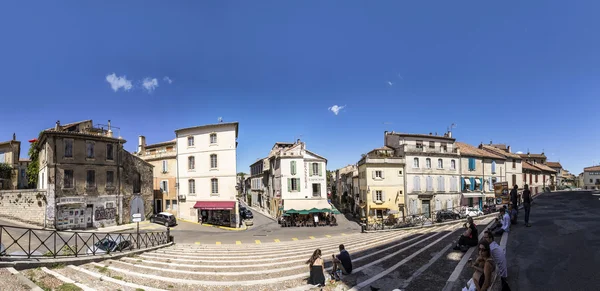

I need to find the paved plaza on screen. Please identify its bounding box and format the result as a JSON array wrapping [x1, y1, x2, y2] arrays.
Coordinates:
[[2, 190, 599, 290]]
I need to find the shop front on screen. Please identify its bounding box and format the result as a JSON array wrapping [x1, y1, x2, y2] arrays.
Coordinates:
[[193, 201, 237, 228]]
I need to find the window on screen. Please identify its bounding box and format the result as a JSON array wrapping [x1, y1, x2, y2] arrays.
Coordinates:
[[188, 179, 195, 194], [161, 181, 168, 193], [211, 178, 219, 194], [426, 158, 431, 169], [468, 158, 476, 171], [20, 169, 25, 178], [172, 200, 178, 211], [87, 170, 95, 188], [535, 174, 538, 183], [451, 160, 456, 170], [210, 154, 218, 169], [426, 176, 433, 191], [106, 171, 114, 187], [512, 159, 516, 169], [375, 190, 383, 201], [106, 144, 114, 160], [86, 142, 94, 158], [210, 133, 217, 144], [290, 161, 297, 175], [437, 176, 445, 192], [288, 178, 300, 192], [166, 200, 171, 210], [375, 170, 383, 178], [188, 156, 195, 170], [416, 140, 423, 149], [64, 140, 73, 158], [312, 163, 319, 176], [523, 173, 527, 182], [312, 183, 321, 197], [162, 160, 168, 173], [441, 142, 448, 152], [63, 170, 74, 188], [438, 159, 443, 169], [187, 136, 194, 147], [398, 170, 403, 176], [429, 141, 435, 149], [491, 160, 496, 174], [413, 158, 419, 168], [413, 176, 421, 192], [512, 174, 516, 187]]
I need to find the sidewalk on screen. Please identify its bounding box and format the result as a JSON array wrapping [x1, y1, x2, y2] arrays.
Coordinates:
[[239, 200, 277, 222]]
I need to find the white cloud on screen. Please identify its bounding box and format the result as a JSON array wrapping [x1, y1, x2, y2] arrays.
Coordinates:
[[142, 78, 159, 93], [105, 73, 133, 92], [328, 105, 345, 115], [516, 151, 524, 154], [387, 81, 393, 86], [163, 76, 173, 84]]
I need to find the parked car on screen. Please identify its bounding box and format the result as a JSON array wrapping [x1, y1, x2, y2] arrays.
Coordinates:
[[86, 236, 133, 255], [150, 212, 177, 227], [239, 207, 247, 219], [435, 210, 461, 222], [462, 207, 484, 217], [244, 210, 253, 219]]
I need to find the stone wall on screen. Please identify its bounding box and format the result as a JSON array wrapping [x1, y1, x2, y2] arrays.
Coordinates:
[[121, 150, 154, 223], [0, 189, 47, 226]]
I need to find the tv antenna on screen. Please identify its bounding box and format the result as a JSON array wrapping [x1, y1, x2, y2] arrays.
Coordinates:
[[218, 117, 223, 123]]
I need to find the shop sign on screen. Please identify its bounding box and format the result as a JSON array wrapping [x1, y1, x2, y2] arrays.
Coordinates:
[[304, 162, 308, 189], [57, 197, 85, 205]]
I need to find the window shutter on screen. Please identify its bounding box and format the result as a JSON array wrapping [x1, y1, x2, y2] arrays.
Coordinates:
[[489, 177, 493, 191], [382, 191, 386, 201], [381, 171, 385, 179], [436, 199, 441, 211], [372, 171, 376, 179], [318, 163, 323, 176], [372, 191, 376, 202], [447, 199, 453, 211], [413, 176, 419, 191], [492, 161, 496, 173], [479, 178, 483, 190], [470, 177, 475, 191], [287, 178, 291, 192], [309, 164, 313, 177], [461, 178, 465, 192]]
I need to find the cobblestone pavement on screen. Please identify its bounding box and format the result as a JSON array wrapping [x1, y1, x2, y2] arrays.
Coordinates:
[[4, 214, 498, 291]]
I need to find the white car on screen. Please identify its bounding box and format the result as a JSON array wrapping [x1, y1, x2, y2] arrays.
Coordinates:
[[86, 237, 133, 255], [463, 207, 484, 217]]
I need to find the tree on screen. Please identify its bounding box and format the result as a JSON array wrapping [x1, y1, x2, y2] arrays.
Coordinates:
[[0, 163, 12, 180], [26, 139, 40, 188]]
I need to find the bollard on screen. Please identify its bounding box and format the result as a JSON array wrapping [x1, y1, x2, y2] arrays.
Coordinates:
[[166, 227, 171, 243]]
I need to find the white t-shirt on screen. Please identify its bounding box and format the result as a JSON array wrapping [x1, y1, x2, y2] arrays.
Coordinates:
[[501, 213, 511, 232], [490, 241, 507, 277]]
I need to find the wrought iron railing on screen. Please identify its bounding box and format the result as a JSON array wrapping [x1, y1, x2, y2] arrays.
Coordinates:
[[0, 225, 170, 259]]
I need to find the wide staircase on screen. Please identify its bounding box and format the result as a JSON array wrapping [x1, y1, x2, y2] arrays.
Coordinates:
[[4, 217, 495, 291]]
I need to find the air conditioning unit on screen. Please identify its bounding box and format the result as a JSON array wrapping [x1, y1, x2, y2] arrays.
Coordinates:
[[178, 195, 186, 201]]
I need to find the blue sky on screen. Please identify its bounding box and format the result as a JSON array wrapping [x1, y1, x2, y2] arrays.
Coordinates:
[[1, 1, 599, 174]]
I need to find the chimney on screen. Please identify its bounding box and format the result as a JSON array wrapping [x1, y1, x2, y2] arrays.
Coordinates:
[[507, 145, 511, 153], [296, 139, 300, 144], [12, 133, 16, 141], [447, 131, 452, 138], [106, 120, 113, 137], [429, 132, 432, 135], [384, 131, 388, 135], [138, 136, 146, 153], [490, 140, 493, 145], [55, 120, 60, 131]]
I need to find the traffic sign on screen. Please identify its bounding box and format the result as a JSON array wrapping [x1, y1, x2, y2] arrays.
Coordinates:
[[132, 217, 142, 222], [132, 213, 142, 218]]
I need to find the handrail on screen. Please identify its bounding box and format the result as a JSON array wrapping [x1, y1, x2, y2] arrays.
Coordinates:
[[0, 225, 170, 259]]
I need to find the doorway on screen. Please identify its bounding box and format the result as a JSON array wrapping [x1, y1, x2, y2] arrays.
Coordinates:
[[85, 204, 93, 228], [155, 200, 163, 213], [422, 200, 431, 218]]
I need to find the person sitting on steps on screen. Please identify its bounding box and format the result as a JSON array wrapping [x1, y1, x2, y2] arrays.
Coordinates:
[[331, 244, 353, 280], [453, 216, 478, 252]]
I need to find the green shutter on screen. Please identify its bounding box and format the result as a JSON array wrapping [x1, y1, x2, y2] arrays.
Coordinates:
[[291, 161, 296, 175], [287, 178, 291, 192], [309, 163, 313, 177], [296, 178, 301, 190], [318, 163, 323, 176]]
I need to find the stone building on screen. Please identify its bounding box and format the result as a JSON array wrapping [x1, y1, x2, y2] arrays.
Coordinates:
[[36, 120, 153, 230], [0, 134, 21, 190], [136, 137, 178, 216]]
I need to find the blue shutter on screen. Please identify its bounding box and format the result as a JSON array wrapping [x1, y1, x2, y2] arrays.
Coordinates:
[[479, 178, 483, 190], [461, 178, 465, 192], [492, 160, 496, 173], [0, 152, 4, 163], [468, 158, 473, 171], [488, 177, 493, 191], [470, 177, 475, 191]]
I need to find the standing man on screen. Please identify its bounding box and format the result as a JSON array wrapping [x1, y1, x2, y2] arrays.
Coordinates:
[[510, 185, 519, 224], [522, 184, 532, 227], [483, 231, 510, 291]]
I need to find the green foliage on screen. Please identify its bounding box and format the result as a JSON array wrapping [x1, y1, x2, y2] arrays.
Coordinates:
[[0, 163, 12, 180], [56, 283, 82, 291], [26, 139, 40, 188]]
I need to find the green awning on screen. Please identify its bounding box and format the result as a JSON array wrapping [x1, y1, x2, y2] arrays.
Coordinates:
[[331, 207, 341, 214], [285, 209, 299, 214], [282, 213, 290, 217], [298, 210, 310, 215], [308, 208, 321, 213], [320, 208, 332, 213]]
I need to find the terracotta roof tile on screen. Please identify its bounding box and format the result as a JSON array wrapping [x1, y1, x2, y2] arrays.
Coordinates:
[[522, 162, 541, 172], [584, 166, 600, 172], [546, 162, 562, 169], [480, 145, 522, 159], [533, 163, 557, 173], [518, 153, 546, 159], [456, 142, 506, 159]]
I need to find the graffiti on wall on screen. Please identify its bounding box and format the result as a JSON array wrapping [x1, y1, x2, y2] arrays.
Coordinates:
[[95, 205, 116, 221]]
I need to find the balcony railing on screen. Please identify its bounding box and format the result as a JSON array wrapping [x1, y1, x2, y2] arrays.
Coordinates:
[[143, 150, 176, 159], [403, 145, 459, 154]]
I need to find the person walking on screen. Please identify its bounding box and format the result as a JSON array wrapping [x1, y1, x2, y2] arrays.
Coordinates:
[[509, 185, 519, 224], [522, 184, 532, 227]]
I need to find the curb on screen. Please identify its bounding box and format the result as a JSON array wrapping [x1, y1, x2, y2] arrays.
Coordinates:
[[177, 218, 247, 231], [0, 242, 174, 270]]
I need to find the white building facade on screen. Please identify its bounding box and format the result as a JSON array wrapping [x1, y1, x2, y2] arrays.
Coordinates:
[[175, 122, 240, 227], [384, 131, 462, 218]]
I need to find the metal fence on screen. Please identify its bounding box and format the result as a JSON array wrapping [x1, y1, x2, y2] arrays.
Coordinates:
[[0, 225, 170, 259]]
